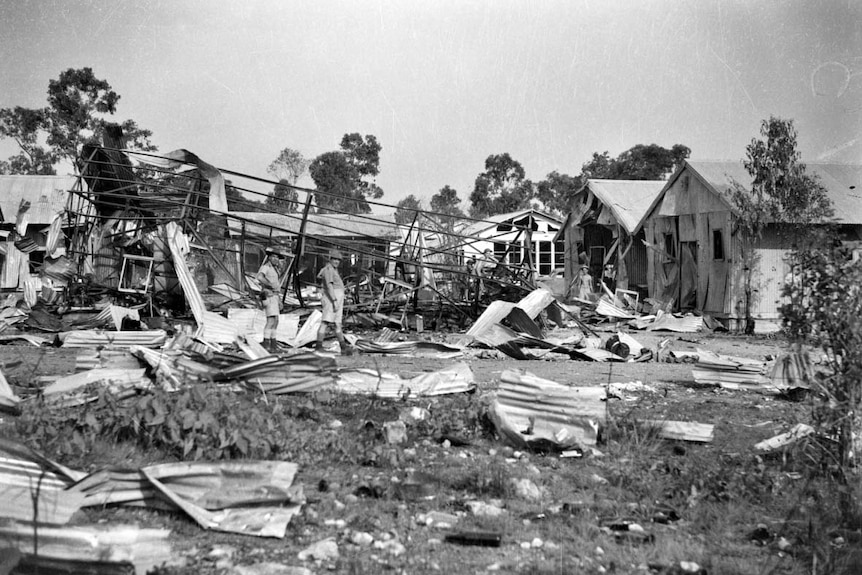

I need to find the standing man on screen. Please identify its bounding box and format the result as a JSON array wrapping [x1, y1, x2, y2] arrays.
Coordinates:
[[474, 248, 499, 296], [256, 246, 288, 352], [315, 250, 354, 356]]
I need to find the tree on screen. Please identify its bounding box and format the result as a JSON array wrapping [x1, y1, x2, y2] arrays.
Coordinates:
[[469, 153, 534, 218], [268, 179, 300, 212], [612, 143, 690, 180], [580, 144, 689, 181], [268, 148, 309, 185], [430, 185, 465, 229], [580, 151, 613, 179], [781, 245, 861, 521], [395, 194, 422, 225], [0, 67, 155, 174], [535, 171, 583, 216], [340, 133, 381, 178], [309, 133, 384, 214], [340, 133, 383, 203], [309, 151, 369, 214], [0, 106, 55, 174], [225, 180, 268, 212], [730, 116, 834, 333]]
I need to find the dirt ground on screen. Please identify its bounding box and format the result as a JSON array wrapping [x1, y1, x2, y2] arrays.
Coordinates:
[[1, 326, 828, 575]]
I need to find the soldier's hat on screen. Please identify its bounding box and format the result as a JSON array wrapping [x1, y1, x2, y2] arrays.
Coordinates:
[[265, 246, 290, 258]]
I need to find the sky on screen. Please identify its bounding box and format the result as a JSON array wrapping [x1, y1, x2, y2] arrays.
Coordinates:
[[1, 0, 860, 213]]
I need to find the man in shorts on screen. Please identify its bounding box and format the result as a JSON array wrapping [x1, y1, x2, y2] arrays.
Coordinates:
[[256, 246, 288, 352], [315, 250, 354, 356]]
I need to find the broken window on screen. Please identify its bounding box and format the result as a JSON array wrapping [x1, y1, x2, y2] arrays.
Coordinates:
[[493, 242, 507, 263], [663, 233, 676, 260], [712, 229, 725, 261]]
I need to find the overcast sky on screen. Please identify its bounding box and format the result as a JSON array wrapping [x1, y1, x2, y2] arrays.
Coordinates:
[[1, 0, 859, 211]]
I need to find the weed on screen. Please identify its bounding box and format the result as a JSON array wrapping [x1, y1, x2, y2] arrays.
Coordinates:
[[16, 384, 308, 464], [446, 459, 513, 499]]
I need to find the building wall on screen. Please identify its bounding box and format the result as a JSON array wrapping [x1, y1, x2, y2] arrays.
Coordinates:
[[466, 215, 564, 277], [647, 168, 737, 315]]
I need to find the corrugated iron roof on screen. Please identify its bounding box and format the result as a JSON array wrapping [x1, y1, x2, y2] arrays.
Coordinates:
[[583, 179, 666, 234], [0, 175, 77, 224], [680, 160, 862, 224], [227, 211, 401, 239]]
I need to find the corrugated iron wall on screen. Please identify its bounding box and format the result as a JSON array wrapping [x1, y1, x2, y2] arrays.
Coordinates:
[[750, 229, 788, 320], [623, 231, 648, 292]]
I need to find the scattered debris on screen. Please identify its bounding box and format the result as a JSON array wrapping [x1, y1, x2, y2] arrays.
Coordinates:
[[0, 522, 181, 575], [353, 338, 463, 358], [645, 420, 715, 443], [337, 361, 476, 397], [444, 531, 503, 547], [754, 423, 815, 453], [692, 349, 776, 391], [490, 370, 606, 450], [297, 538, 339, 562]]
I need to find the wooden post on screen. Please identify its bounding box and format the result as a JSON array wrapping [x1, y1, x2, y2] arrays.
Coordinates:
[[284, 191, 314, 307]]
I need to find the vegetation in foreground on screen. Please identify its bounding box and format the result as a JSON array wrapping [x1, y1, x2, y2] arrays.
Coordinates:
[[7, 351, 860, 575]]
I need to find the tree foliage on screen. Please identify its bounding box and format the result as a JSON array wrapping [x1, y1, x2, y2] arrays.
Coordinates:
[[730, 117, 833, 244], [309, 133, 383, 214], [580, 143, 690, 180], [430, 185, 463, 217], [535, 171, 583, 216], [268, 179, 300, 212], [395, 194, 422, 225], [267, 148, 309, 185], [0, 106, 56, 174], [225, 180, 267, 212], [469, 153, 534, 218], [781, 246, 862, 517], [0, 68, 156, 174], [430, 185, 465, 230], [0, 67, 155, 175], [730, 116, 834, 332]]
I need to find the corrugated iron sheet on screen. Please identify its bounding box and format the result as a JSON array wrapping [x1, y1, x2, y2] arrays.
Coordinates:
[[337, 361, 475, 397], [60, 330, 168, 348], [490, 370, 606, 449], [645, 313, 703, 332], [0, 522, 179, 573], [353, 339, 463, 358], [0, 175, 77, 224], [692, 349, 776, 390]]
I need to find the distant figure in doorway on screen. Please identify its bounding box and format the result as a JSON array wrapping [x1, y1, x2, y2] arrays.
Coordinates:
[[601, 263, 617, 295], [256, 246, 289, 352], [315, 250, 354, 356], [575, 264, 595, 300]]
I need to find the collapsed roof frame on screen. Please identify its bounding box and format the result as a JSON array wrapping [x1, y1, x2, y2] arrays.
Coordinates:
[[67, 145, 565, 321]]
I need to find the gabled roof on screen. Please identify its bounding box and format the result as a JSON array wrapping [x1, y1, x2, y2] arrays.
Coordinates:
[[580, 179, 666, 234], [461, 208, 562, 236], [0, 175, 77, 225], [656, 160, 862, 224], [227, 211, 400, 240]]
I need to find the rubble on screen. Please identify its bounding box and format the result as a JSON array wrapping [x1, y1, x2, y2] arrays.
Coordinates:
[[489, 370, 606, 450]]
